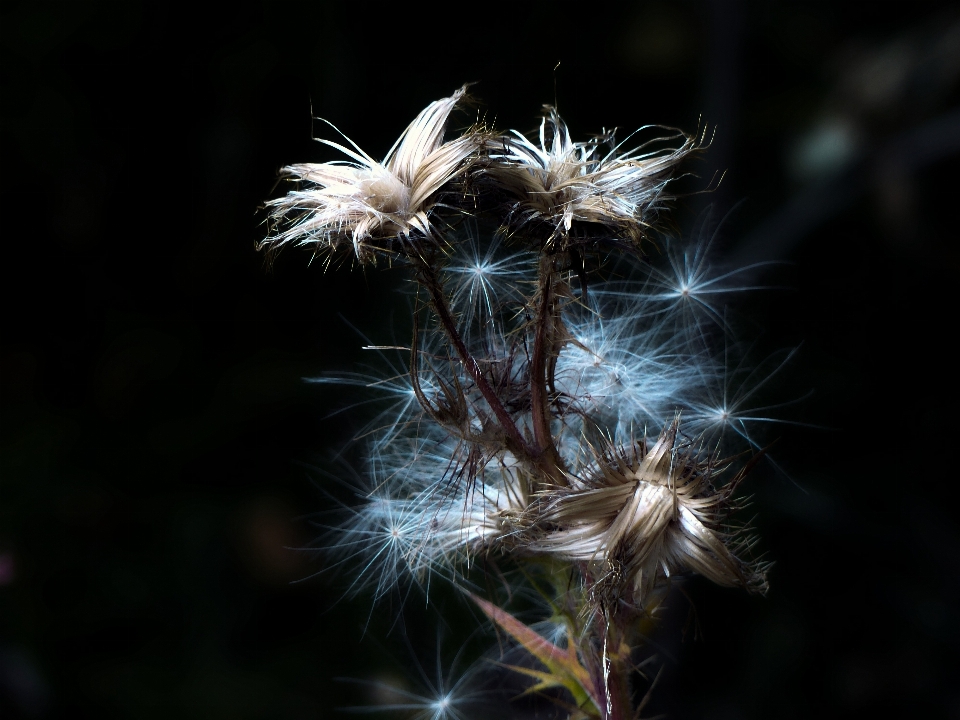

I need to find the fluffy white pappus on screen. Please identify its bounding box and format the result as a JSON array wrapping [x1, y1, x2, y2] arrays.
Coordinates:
[[439, 454, 530, 557], [485, 108, 698, 246], [677, 346, 800, 454], [314, 429, 463, 602], [554, 286, 716, 443], [419, 481, 522, 573], [628, 236, 776, 337], [262, 86, 481, 263], [307, 346, 445, 451], [562, 238, 787, 456], [346, 679, 478, 720], [442, 227, 535, 346], [308, 303, 501, 452], [331, 429, 531, 599], [380, 435, 529, 550], [329, 485, 442, 602], [342, 634, 498, 720]]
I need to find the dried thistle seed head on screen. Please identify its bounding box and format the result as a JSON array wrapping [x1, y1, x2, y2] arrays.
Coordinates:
[[530, 418, 768, 610], [260, 86, 482, 264], [483, 107, 699, 250]]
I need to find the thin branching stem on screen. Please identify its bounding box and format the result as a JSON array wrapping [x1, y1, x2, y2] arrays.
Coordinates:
[[530, 252, 570, 488], [410, 251, 534, 459]]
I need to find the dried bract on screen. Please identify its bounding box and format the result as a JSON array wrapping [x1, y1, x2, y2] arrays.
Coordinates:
[[484, 107, 699, 250], [261, 86, 482, 264], [529, 419, 769, 613]]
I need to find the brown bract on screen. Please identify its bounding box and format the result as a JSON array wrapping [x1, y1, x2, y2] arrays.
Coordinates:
[[528, 418, 769, 611], [261, 86, 483, 264]]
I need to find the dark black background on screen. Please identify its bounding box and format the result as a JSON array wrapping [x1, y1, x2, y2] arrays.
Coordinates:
[[2, 1, 959, 718]]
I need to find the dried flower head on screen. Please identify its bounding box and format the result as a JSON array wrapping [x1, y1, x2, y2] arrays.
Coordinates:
[[529, 418, 769, 613], [261, 86, 482, 264], [484, 107, 700, 250]]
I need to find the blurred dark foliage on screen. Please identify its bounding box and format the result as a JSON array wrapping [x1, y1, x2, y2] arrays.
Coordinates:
[[2, 1, 959, 718]]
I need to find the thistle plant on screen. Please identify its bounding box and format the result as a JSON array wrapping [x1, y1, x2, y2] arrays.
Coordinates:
[[261, 86, 771, 719]]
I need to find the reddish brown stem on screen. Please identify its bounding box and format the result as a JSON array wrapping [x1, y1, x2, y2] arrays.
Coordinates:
[[604, 658, 633, 720], [582, 607, 633, 720], [413, 258, 532, 457], [529, 254, 568, 486]]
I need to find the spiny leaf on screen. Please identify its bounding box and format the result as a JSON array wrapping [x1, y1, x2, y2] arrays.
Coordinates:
[[493, 662, 600, 719], [470, 593, 601, 712], [493, 663, 599, 719]]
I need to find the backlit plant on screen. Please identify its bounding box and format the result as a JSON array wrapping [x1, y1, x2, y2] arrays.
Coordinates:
[[261, 86, 771, 719]]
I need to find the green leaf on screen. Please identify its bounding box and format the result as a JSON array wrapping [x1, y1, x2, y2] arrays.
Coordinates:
[[470, 593, 601, 715]]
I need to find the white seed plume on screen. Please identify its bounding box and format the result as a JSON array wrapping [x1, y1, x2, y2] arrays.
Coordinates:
[[555, 286, 711, 441]]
